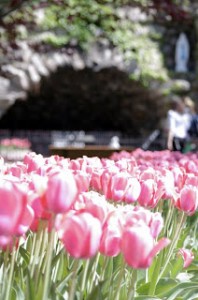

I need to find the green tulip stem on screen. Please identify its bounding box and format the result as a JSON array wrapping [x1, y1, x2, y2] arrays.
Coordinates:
[[31, 227, 45, 277], [81, 259, 90, 293], [68, 258, 79, 300], [4, 244, 17, 300], [35, 228, 49, 287], [88, 253, 100, 293], [159, 211, 186, 280], [114, 257, 126, 300], [148, 249, 163, 295], [128, 269, 137, 300], [42, 222, 56, 300], [163, 200, 175, 238], [148, 211, 186, 296], [1, 245, 10, 297], [101, 255, 110, 281], [29, 231, 37, 265]]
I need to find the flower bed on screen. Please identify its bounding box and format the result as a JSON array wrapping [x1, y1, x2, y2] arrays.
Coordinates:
[[0, 149, 198, 300], [0, 138, 31, 162]]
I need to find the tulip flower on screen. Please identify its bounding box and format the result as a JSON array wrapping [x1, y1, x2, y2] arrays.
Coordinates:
[[23, 152, 45, 173], [175, 185, 198, 215], [16, 204, 34, 235], [73, 170, 91, 193], [0, 181, 27, 237], [90, 169, 103, 191], [110, 172, 129, 201], [124, 177, 141, 203], [99, 207, 123, 257], [149, 212, 164, 238], [178, 248, 194, 268], [99, 224, 122, 257], [138, 179, 163, 208], [58, 211, 102, 259], [44, 170, 78, 214], [101, 167, 121, 199], [122, 224, 170, 269], [79, 191, 109, 224]]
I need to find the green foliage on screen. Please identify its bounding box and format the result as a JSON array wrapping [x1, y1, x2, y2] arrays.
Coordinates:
[[2, 0, 189, 85], [38, 0, 168, 85]]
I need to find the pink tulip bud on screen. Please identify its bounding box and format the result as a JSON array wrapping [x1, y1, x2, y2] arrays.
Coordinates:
[[44, 170, 78, 214], [79, 191, 109, 225], [122, 224, 170, 269], [16, 204, 34, 235], [99, 225, 122, 257], [73, 171, 91, 193], [100, 167, 119, 199], [90, 169, 103, 191], [138, 179, 161, 208], [150, 212, 164, 238], [176, 185, 198, 215], [110, 172, 129, 202], [0, 181, 27, 237], [23, 152, 45, 173], [178, 248, 194, 268], [59, 212, 102, 259], [124, 178, 141, 203]]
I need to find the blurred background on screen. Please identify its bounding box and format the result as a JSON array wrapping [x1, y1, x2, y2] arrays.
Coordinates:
[[0, 0, 198, 156]]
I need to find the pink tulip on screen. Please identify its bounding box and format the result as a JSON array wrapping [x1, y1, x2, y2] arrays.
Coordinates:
[[139, 167, 156, 180], [123, 207, 151, 228], [6, 162, 27, 178], [149, 212, 164, 238], [138, 179, 163, 208], [69, 159, 82, 171], [99, 225, 122, 257], [58, 211, 102, 258], [23, 152, 45, 173], [30, 194, 51, 220], [79, 191, 109, 224], [44, 170, 77, 214], [90, 169, 103, 191], [16, 204, 34, 235], [176, 185, 198, 215], [169, 166, 186, 191], [122, 224, 170, 269], [0, 181, 27, 237], [157, 169, 177, 200], [124, 178, 141, 203], [110, 172, 129, 201], [73, 170, 91, 193], [0, 235, 13, 250], [100, 167, 118, 199], [185, 173, 198, 187], [179, 158, 197, 173], [178, 248, 194, 268], [0, 235, 21, 251]]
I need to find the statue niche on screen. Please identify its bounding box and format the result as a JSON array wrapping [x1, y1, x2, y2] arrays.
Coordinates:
[[175, 32, 190, 73]]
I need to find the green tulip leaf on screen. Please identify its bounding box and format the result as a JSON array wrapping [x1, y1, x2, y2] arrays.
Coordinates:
[[155, 278, 179, 295], [86, 282, 104, 300], [135, 297, 161, 300], [26, 270, 35, 300], [170, 255, 184, 279], [136, 282, 150, 295], [19, 247, 30, 266], [156, 281, 198, 300]]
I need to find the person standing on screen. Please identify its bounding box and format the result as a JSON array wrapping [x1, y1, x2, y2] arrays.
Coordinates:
[[167, 96, 191, 152]]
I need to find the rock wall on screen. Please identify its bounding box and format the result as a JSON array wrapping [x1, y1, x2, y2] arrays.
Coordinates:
[[0, 5, 197, 138]]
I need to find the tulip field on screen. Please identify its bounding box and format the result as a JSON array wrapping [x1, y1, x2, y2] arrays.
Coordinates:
[[0, 149, 198, 300]]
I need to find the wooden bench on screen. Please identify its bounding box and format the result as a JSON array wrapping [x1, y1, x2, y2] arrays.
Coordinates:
[[49, 145, 134, 159]]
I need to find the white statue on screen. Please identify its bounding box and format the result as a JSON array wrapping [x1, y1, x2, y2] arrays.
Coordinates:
[[109, 136, 120, 149], [175, 33, 190, 73]]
